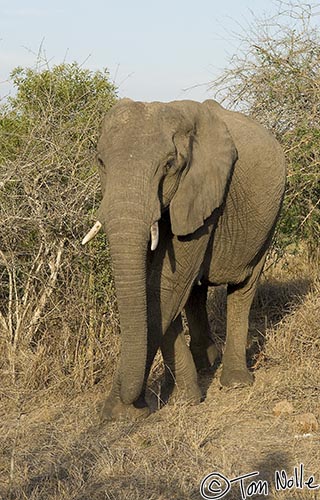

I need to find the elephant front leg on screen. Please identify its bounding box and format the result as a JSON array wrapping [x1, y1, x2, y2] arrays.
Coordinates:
[[185, 284, 218, 372], [160, 315, 202, 405]]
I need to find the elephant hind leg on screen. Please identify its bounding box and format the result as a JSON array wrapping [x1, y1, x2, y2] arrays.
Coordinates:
[[185, 284, 219, 372], [221, 252, 267, 388], [160, 315, 202, 405]]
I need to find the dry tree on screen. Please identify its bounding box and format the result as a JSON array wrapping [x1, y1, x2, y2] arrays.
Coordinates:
[[211, 1, 320, 257], [0, 62, 118, 389]]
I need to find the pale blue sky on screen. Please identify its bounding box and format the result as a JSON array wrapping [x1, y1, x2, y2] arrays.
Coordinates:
[[1, 0, 278, 102]]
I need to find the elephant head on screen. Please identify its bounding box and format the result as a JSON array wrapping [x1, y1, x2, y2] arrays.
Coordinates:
[[82, 99, 237, 405]]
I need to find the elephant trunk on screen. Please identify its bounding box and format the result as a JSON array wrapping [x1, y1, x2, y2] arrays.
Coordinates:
[[107, 217, 149, 405]]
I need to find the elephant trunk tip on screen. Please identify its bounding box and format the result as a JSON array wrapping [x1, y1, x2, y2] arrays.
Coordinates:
[[120, 382, 144, 406]]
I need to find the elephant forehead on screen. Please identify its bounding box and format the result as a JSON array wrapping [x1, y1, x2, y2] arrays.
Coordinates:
[[101, 116, 159, 145], [98, 102, 185, 161], [102, 100, 185, 136], [102, 123, 164, 147], [98, 133, 172, 169], [104, 101, 155, 128], [99, 125, 173, 163]]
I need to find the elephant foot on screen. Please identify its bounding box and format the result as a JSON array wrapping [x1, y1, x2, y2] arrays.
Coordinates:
[[191, 341, 219, 372], [161, 379, 202, 406], [100, 395, 150, 423], [220, 367, 254, 388]]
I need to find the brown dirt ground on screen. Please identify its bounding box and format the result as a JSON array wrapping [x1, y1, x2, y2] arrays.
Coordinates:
[[0, 253, 319, 500]]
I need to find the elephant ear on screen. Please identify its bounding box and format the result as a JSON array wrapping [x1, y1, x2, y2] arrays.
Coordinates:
[[170, 100, 238, 236]]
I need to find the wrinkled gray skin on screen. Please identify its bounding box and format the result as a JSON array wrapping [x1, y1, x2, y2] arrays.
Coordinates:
[[93, 98, 286, 421]]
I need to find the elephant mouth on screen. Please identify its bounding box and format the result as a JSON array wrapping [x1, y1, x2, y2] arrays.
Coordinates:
[[82, 220, 159, 252]]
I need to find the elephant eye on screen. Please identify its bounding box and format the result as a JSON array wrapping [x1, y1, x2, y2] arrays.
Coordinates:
[[164, 159, 175, 173], [97, 155, 105, 169]]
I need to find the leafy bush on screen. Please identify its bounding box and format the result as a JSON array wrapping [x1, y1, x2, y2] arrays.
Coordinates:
[[211, 2, 320, 256], [0, 62, 118, 389]]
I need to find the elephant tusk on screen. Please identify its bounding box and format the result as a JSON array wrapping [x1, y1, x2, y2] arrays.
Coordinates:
[[150, 221, 159, 251], [81, 221, 102, 245]]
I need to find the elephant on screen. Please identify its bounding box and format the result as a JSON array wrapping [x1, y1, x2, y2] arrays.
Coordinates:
[[82, 98, 286, 421]]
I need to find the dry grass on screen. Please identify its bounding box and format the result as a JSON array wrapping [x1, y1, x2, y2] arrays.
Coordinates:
[[0, 253, 319, 500]]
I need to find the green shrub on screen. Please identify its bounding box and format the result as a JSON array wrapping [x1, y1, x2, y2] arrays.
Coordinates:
[[0, 62, 118, 389]]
